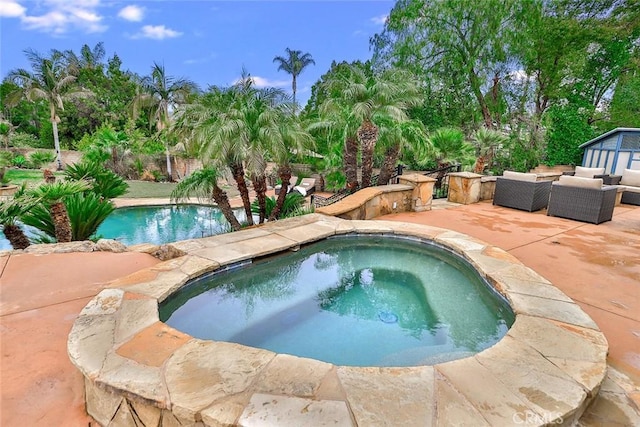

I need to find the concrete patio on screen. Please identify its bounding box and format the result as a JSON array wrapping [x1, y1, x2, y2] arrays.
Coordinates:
[[0, 198, 638, 425]]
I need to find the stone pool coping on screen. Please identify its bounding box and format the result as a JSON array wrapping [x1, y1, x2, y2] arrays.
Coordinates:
[[68, 214, 608, 426]]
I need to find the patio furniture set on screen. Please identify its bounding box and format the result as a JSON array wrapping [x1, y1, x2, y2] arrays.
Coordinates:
[[493, 167, 640, 224]]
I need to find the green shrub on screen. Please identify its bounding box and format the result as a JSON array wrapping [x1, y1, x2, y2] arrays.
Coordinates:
[[9, 132, 45, 148], [64, 161, 128, 199], [12, 155, 27, 168], [251, 192, 306, 219], [29, 151, 56, 169]]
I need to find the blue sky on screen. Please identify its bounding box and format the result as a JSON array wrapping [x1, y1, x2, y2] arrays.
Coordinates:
[[0, 0, 394, 106]]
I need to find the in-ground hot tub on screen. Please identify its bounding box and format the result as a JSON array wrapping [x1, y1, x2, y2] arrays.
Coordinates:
[[160, 235, 514, 367], [68, 214, 607, 426]]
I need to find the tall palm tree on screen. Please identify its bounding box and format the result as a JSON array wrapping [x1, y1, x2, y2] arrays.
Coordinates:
[[64, 42, 106, 73], [471, 127, 509, 174], [29, 181, 91, 243], [322, 64, 422, 188], [376, 119, 431, 185], [171, 166, 242, 231], [273, 48, 315, 114], [8, 49, 89, 170], [134, 62, 199, 181]]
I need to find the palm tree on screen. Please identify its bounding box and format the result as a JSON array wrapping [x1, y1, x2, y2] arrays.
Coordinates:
[[171, 166, 242, 231], [471, 127, 509, 174], [8, 49, 89, 170], [29, 181, 91, 243], [322, 64, 422, 188], [0, 193, 39, 249], [428, 127, 476, 169], [64, 42, 106, 73], [273, 48, 315, 114], [376, 119, 431, 185], [134, 62, 199, 181]]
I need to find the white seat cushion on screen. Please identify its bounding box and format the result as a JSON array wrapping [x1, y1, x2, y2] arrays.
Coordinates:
[[557, 175, 603, 189], [574, 166, 605, 178], [620, 169, 640, 187], [502, 171, 538, 182]]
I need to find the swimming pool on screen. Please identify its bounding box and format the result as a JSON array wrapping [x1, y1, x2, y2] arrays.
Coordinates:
[[96, 204, 246, 246], [161, 235, 514, 367]]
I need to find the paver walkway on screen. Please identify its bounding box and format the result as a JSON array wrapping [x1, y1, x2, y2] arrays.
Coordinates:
[[0, 197, 638, 425]]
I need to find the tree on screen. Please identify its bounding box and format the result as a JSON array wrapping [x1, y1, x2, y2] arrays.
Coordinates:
[[376, 118, 430, 185], [321, 63, 422, 188], [8, 49, 89, 169], [171, 166, 242, 231], [134, 62, 199, 181], [0, 194, 39, 249], [28, 180, 91, 242], [471, 127, 509, 174], [428, 127, 475, 169], [273, 48, 315, 114]]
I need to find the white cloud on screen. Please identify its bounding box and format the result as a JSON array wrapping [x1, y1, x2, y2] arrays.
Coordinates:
[[15, 0, 106, 34], [371, 14, 388, 25], [132, 24, 182, 40], [232, 76, 289, 89], [118, 5, 144, 22], [0, 0, 26, 17]]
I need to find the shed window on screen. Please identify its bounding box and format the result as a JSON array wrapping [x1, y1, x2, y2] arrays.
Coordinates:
[[601, 136, 618, 149], [620, 134, 640, 150]]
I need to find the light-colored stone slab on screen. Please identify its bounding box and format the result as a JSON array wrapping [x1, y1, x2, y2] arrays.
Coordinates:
[[546, 358, 608, 396], [578, 388, 640, 426], [508, 316, 608, 366], [335, 221, 356, 234], [435, 357, 536, 425], [68, 313, 117, 377], [113, 296, 159, 344], [200, 392, 252, 427], [97, 352, 169, 406], [337, 366, 435, 427], [109, 400, 137, 426], [488, 270, 573, 303], [435, 236, 487, 253], [121, 269, 190, 301], [193, 245, 253, 266], [433, 374, 489, 426], [130, 400, 162, 427], [233, 234, 298, 258], [475, 336, 586, 420], [178, 255, 219, 277], [387, 222, 446, 240], [80, 288, 125, 316], [254, 354, 333, 397], [164, 340, 275, 421], [85, 377, 123, 426], [199, 227, 272, 246], [167, 239, 206, 253], [349, 220, 395, 233], [238, 393, 353, 427], [96, 238, 128, 253], [508, 293, 599, 329], [274, 222, 337, 245]]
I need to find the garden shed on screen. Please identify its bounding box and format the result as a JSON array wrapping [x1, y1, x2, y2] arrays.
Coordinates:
[[579, 127, 640, 174]]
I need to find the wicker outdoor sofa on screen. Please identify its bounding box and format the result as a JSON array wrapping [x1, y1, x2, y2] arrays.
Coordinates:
[[493, 171, 553, 212], [618, 169, 640, 206], [547, 176, 617, 224]]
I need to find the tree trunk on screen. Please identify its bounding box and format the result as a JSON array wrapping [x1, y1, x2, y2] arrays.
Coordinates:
[[251, 175, 268, 224], [3, 224, 30, 249], [378, 143, 401, 185], [469, 70, 493, 129], [51, 118, 63, 171], [358, 119, 378, 188], [50, 201, 72, 242], [292, 75, 298, 115], [230, 162, 254, 226], [344, 136, 359, 192], [165, 149, 173, 182], [211, 185, 242, 231], [269, 166, 291, 221]]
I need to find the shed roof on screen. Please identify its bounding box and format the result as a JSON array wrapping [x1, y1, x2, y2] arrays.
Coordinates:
[[579, 127, 640, 148]]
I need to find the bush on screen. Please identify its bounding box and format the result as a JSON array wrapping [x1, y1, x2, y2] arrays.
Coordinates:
[[64, 161, 128, 199], [29, 151, 56, 169], [251, 192, 306, 219], [12, 155, 27, 168], [9, 132, 45, 148]]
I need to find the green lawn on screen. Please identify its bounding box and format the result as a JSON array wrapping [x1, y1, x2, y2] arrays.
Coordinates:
[[120, 180, 179, 198], [4, 168, 65, 188]]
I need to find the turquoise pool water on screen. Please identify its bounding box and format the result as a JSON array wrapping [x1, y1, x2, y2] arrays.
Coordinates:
[[96, 205, 244, 246], [0, 204, 241, 249], [161, 236, 514, 367]]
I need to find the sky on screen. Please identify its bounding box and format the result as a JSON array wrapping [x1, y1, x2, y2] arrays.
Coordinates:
[[0, 0, 394, 106]]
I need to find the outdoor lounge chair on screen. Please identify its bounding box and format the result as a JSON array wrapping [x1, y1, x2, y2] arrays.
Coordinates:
[[546, 175, 617, 224], [562, 166, 622, 185], [493, 171, 552, 212], [619, 169, 640, 206], [292, 177, 316, 197], [274, 176, 298, 195]]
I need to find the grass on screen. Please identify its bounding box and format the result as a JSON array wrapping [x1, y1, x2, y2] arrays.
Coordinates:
[[120, 180, 179, 198], [4, 168, 65, 188]]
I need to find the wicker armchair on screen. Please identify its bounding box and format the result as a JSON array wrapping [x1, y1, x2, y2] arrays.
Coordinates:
[[493, 174, 553, 212], [547, 179, 617, 224]]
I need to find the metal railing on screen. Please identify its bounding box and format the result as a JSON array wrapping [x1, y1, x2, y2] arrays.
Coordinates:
[[312, 165, 404, 208], [423, 164, 461, 199]]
